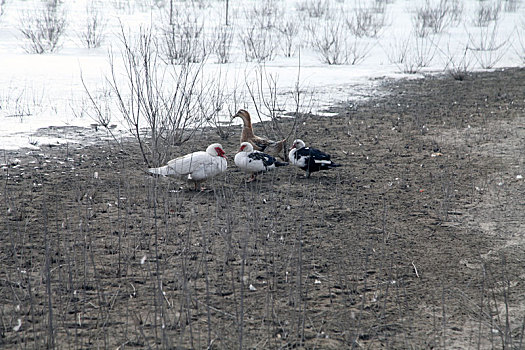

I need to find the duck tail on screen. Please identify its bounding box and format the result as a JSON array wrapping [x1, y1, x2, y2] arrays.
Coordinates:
[[147, 166, 169, 176]]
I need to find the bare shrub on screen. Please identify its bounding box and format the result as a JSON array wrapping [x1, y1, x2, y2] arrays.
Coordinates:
[[19, 1, 68, 54], [412, 0, 461, 37], [240, 24, 278, 62], [276, 18, 301, 57], [386, 33, 437, 73], [306, 18, 344, 64], [213, 24, 234, 63], [448, 0, 464, 25], [346, 5, 387, 38], [307, 16, 372, 65], [442, 45, 473, 80], [238, 0, 283, 62], [160, 11, 207, 64], [79, 2, 107, 48], [77, 84, 124, 147], [503, 0, 521, 12], [249, 0, 283, 29], [245, 64, 312, 159], [467, 22, 509, 69], [86, 26, 214, 166], [346, 38, 374, 65], [296, 0, 330, 18], [472, 1, 502, 27], [372, 0, 389, 14], [383, 36, 411, 64], [193, 69, 233, 140]]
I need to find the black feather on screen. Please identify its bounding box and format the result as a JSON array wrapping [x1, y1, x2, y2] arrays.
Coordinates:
[[248, 152, 272, 166], [294, 147, 340, 173]]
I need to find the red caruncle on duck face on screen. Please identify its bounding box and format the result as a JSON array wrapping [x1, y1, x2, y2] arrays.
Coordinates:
[[215, 147, 226, 158]]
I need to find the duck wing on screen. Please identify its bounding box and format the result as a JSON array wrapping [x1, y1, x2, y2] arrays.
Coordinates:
[[251, 137, 286, 157], [250, 136, 273, 152], [188, 156, 227, 181], [148, 151, 209, 177], [299, 147, 331, 162]]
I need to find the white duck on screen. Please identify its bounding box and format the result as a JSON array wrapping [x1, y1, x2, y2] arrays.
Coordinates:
[[234, 142, 288, 182], [289, 139, 341, 178], [148, 143, 227, 190]]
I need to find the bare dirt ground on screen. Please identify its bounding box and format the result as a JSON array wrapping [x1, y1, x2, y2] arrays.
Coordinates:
[[1, 68, 524, 349]]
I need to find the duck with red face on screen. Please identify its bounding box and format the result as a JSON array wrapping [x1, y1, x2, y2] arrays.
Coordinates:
[[148, 143, 227, 190], [234, 142, 288, 182]]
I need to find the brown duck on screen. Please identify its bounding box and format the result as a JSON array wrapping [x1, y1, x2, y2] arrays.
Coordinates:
[[231, 109, 286, 158]]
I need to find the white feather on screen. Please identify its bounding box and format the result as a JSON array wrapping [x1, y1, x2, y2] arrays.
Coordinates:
[[148, 143, 227, 183], [235, 142, 276, 174], [314, 159, 332, 164]]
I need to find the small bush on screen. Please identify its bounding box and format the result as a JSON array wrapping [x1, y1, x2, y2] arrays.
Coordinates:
[[79, 2, 107, 48], [307, 18, 345, 64], [240, 24, 278, 62], [213, 25, 234, 64], [467, 22, 508, 69], [296, 0, 330, 18], [472, 1, 501, 27], [276, 19, 301, 57], [307, 16, 372, 65], [372, 0, 389, 14], [19, 1, 68, 54], [346, 6, 387, 38], [99, 26, 215, 165], [412, 0, 461, 37], [444, 45, 473, 80], [160, 12, 207, 64], [386, 33, 437, 73], [249, 0, 283, 29]]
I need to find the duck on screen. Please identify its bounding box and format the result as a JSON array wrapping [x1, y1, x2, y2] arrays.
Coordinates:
[[231, 109, 287, 158], [148, 143, 227, 190], [234, 142, 288, 182], [288, 139, 341, 178]]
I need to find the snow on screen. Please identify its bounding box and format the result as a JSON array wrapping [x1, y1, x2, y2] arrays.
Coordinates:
[[0, 0, 523, 150]]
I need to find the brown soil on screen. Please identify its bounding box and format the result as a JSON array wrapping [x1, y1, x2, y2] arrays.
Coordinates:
[[1, 68, 524, 349]]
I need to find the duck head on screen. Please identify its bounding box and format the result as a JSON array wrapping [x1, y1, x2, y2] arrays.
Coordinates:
[[290, 139, 306, 150], [231, 109, 252, 127], [207, 143, 227, 159], [239, 142, 254, 153]]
